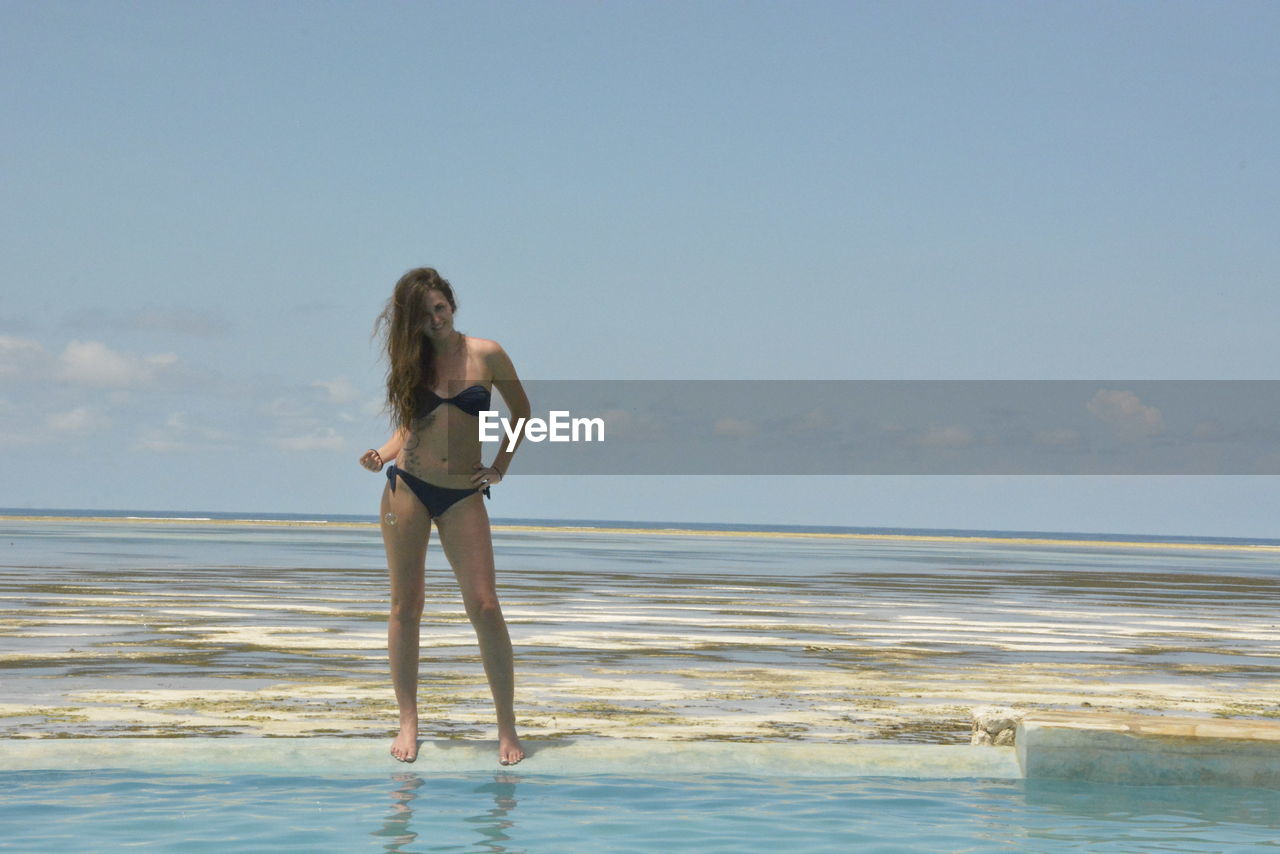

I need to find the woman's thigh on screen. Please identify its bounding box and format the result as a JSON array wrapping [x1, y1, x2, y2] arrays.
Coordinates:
[[433, 494, 497, 606], [381, 481, 433, 604]]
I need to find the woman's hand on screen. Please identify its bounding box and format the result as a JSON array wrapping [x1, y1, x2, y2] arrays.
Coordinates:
[[360, 449, 384, 472], [471, 463, 503, 489]]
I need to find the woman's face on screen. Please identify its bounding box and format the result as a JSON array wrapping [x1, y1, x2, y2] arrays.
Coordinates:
[[421, 288, 456, 339]]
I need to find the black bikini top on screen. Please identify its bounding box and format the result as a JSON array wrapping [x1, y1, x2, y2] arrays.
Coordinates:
[[416, 384, 491, 418]]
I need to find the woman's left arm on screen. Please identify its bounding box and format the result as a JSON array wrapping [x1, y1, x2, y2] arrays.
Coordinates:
[[477, 342, 530, 486]]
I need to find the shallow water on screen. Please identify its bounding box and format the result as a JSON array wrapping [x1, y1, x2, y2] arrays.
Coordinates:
[[2, 768, 1278, 853], [2, 519, 1278, 742]]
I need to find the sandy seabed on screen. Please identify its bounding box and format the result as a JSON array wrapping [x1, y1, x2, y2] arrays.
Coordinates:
[[2, 516, 1277, 745]]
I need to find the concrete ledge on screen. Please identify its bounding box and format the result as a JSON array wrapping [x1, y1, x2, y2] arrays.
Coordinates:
[[1017, 711, 1280, 789], [15, 716, 1280, 789], [0, 737, 1020, 780]]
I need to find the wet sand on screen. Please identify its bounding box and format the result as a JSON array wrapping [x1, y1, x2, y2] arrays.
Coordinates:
[[2, 516, 1277, 744]]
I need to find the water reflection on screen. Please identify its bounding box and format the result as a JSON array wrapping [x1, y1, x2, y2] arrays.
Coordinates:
[[371, 773, 424, 851], [467, 774, 520, 851], [372, 771, 521, 853], [1021, 777, 1280, 834]]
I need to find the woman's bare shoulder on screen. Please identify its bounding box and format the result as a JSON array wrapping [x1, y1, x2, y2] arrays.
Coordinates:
[[466, 335, 501, 352], [467, 336, 508, 357]]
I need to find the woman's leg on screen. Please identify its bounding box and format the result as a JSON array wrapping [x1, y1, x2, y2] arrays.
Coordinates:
[[380, 480, 432, 762], [435, 495, 524, 765]]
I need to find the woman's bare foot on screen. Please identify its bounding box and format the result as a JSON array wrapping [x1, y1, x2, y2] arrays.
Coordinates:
[[391, 720, 419, 763], [498, 728, 524, 766]]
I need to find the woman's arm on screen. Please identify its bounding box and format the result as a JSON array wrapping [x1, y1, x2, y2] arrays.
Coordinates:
[[359, 427, 408, 471], [484, 343, 530, 480]]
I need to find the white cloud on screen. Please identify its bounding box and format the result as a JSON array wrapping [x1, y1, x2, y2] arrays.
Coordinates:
[[166, 411, 231, 441], [1192, 421, 1221, 440], [57, 340, 177, 387], [919, 425, 975, 448], [47, 406, 107, 434], [261, 396, 311, 418], [270, 427, 346, 452], [313, 376, 361, 405], [713, 417, 756, 438], [1086, 389, 1164, 437], [133, 437, 185, 453], [132, 412, 234, 453], [0, 335, 47, 378]]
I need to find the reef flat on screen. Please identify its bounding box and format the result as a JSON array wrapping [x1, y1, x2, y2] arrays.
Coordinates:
[[2, 518, 1277, 744]]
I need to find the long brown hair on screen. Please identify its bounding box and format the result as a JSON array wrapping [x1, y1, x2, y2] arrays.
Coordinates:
[[374, 267, 459, 432]]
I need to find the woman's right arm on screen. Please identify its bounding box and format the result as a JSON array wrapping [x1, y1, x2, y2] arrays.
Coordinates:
[[359, 427, 408, 471]]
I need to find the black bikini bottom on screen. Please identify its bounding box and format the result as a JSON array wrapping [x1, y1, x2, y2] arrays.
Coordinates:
[[386, 464, 490, 518]]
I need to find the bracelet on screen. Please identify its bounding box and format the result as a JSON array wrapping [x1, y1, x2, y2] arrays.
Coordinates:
[[368, 449, 382, 462]]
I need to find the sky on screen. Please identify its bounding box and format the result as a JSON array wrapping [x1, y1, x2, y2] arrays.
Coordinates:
[[1, 1, 1277, 537]]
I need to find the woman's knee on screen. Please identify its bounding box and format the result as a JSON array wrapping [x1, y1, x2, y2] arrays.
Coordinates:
[[389, 594, 425, 623], [464, 595, 502, 623]]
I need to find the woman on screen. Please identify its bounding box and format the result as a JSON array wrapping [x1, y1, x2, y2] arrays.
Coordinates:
[[360, 267, 530, 765]]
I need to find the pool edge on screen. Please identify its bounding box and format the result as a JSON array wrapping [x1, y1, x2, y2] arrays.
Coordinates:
[[0, 737, 1020, 779], [1017, 711, 1280, 789]]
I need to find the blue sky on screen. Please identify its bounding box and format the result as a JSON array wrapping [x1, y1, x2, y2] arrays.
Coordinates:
[[2, 1, 1277, 537]]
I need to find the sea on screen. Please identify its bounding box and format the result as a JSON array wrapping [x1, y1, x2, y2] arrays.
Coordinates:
[[1, 507, 1277, 746]]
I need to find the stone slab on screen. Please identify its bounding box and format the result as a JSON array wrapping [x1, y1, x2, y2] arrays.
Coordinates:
[[0, 737, 1020, 779], [1017, 711, 1280, 789]]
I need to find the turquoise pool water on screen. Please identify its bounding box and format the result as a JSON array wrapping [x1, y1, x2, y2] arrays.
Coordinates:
[[2, 769, 1278, 852]]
